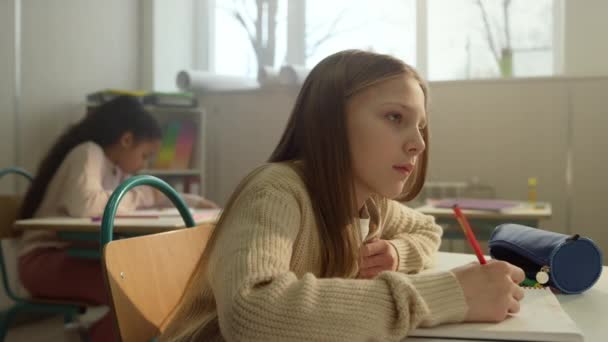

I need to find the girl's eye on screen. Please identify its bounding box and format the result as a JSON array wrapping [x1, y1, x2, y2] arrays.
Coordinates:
[[386, 113, 402, 123]]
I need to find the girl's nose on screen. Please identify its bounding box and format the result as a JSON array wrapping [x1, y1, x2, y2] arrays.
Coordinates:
[[404, 132, 425, 156]]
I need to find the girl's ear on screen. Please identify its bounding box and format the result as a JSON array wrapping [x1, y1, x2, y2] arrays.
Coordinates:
[[120, 132, 135, 148]]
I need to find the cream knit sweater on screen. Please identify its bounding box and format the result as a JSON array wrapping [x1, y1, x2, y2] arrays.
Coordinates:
[[161, 162, 467, 341]]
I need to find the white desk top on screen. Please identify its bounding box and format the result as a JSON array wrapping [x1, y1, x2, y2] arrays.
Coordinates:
[[14, 209, 220, 234], [416, 201, 552, 220], [406, 252, 607, 342]]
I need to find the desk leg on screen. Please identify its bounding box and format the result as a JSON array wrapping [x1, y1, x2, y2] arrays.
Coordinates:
[[58, 232, 101, 259], [57, 232, 154, 260]]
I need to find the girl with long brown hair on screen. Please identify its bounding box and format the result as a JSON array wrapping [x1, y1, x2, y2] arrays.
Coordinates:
[[160, 50, 524, 341]]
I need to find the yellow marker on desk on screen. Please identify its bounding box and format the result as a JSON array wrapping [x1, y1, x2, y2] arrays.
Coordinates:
[[528, 177, 537, 206], [528, 177, 544, 209]]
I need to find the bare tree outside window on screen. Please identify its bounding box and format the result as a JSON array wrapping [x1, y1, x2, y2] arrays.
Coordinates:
[[208, 0, 555, 80], [305, 4, 371, 60], [226, 0, 279, 69], [305, 0, 416, 68], [218, 0, 415, 75], [475, 0, 552, 77], [428, 0, 553, 80], [214, 0, 286, 77]]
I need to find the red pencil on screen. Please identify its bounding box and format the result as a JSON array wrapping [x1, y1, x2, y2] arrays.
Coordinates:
[[452, 204, 487, 264]]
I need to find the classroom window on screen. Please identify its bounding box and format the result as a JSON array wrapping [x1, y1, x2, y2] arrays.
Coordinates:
[[427, 0, 554, 80], [304, 0, 416, 69], [212, 0, 288, 77], [200, 0, 558, 80]]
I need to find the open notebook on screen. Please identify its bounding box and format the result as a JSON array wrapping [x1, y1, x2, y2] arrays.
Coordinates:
[[410, 287, 583, 342], [103, 208, 221, 221]]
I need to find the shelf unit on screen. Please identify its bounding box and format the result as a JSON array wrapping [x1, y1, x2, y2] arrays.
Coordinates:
[[87, 100, 208, 196], [142, 106, 208, 196]]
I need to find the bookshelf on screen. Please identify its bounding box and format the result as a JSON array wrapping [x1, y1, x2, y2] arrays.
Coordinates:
[[85, 90, 208, 197], [143, 106, 208, 196]]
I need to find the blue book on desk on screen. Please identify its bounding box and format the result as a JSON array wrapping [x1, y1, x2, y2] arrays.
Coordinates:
[[433, 198, 519, 212]]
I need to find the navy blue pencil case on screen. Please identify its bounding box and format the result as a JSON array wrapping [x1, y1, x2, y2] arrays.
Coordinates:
[[488, 223, 603, 294]]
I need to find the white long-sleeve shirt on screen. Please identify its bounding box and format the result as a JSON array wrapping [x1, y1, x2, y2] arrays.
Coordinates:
[[19, 141, 201, 256]]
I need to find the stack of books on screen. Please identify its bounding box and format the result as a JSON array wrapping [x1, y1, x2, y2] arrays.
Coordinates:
[[87, 89, 147, 107], [143, 91, 198, 108], [87, 89, 198, 108]]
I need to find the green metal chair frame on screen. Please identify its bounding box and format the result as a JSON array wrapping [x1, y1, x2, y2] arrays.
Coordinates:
[[0, 167, 85, 341], [98, 175, 195, 342], [98, 174, 195, 248]]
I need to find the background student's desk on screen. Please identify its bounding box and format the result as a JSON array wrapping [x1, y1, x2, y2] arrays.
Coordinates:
[[14, 215, 216, 235], [404, 252, 607, 342], [14, 214, 218, 258], [415, 202, 552, 241]]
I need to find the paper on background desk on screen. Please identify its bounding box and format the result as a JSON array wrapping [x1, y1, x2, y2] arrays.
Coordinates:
[[430, 198, 549, 213], [432, 198, 520, 211], [120, 208, 221, 221]]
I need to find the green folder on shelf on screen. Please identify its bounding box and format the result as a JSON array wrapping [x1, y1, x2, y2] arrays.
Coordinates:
[[154, 121, 180, 168]]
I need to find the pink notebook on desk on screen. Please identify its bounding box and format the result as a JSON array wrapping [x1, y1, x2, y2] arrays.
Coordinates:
[[433, 198, 519, 212]]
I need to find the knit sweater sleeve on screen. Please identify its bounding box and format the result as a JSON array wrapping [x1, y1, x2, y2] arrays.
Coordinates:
[[207, 183, 466, 341], [380, 199, 443, 274]]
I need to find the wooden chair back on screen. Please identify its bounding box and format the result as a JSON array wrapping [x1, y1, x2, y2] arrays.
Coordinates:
[[102, 223, 213, 341]]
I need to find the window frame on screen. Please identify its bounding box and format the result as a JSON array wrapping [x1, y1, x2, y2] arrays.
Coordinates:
[[194, 0, 563, 80]]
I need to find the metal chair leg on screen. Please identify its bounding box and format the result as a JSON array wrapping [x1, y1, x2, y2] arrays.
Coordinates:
[[0, 305, 21, 342]]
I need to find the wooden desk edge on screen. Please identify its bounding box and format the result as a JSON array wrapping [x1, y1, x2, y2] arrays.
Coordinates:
[[14, 219, 217, 234]]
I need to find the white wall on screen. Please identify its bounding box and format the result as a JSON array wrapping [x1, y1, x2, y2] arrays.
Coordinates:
[[0, 0, 141, 310], [17, 0, 141, 175], [201, 87, 299, 202], [429, 79, 570, 233], [200, 76, 608, 263], [570, 78, 608, 260], [0, 0, 18, 193], [564, 0, 608, 76], [141, 0, 196, 91]]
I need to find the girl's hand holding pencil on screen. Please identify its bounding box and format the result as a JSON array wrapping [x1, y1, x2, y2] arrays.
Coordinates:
[[451, 260, 526, 322], [450, 204, 527, 322]]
